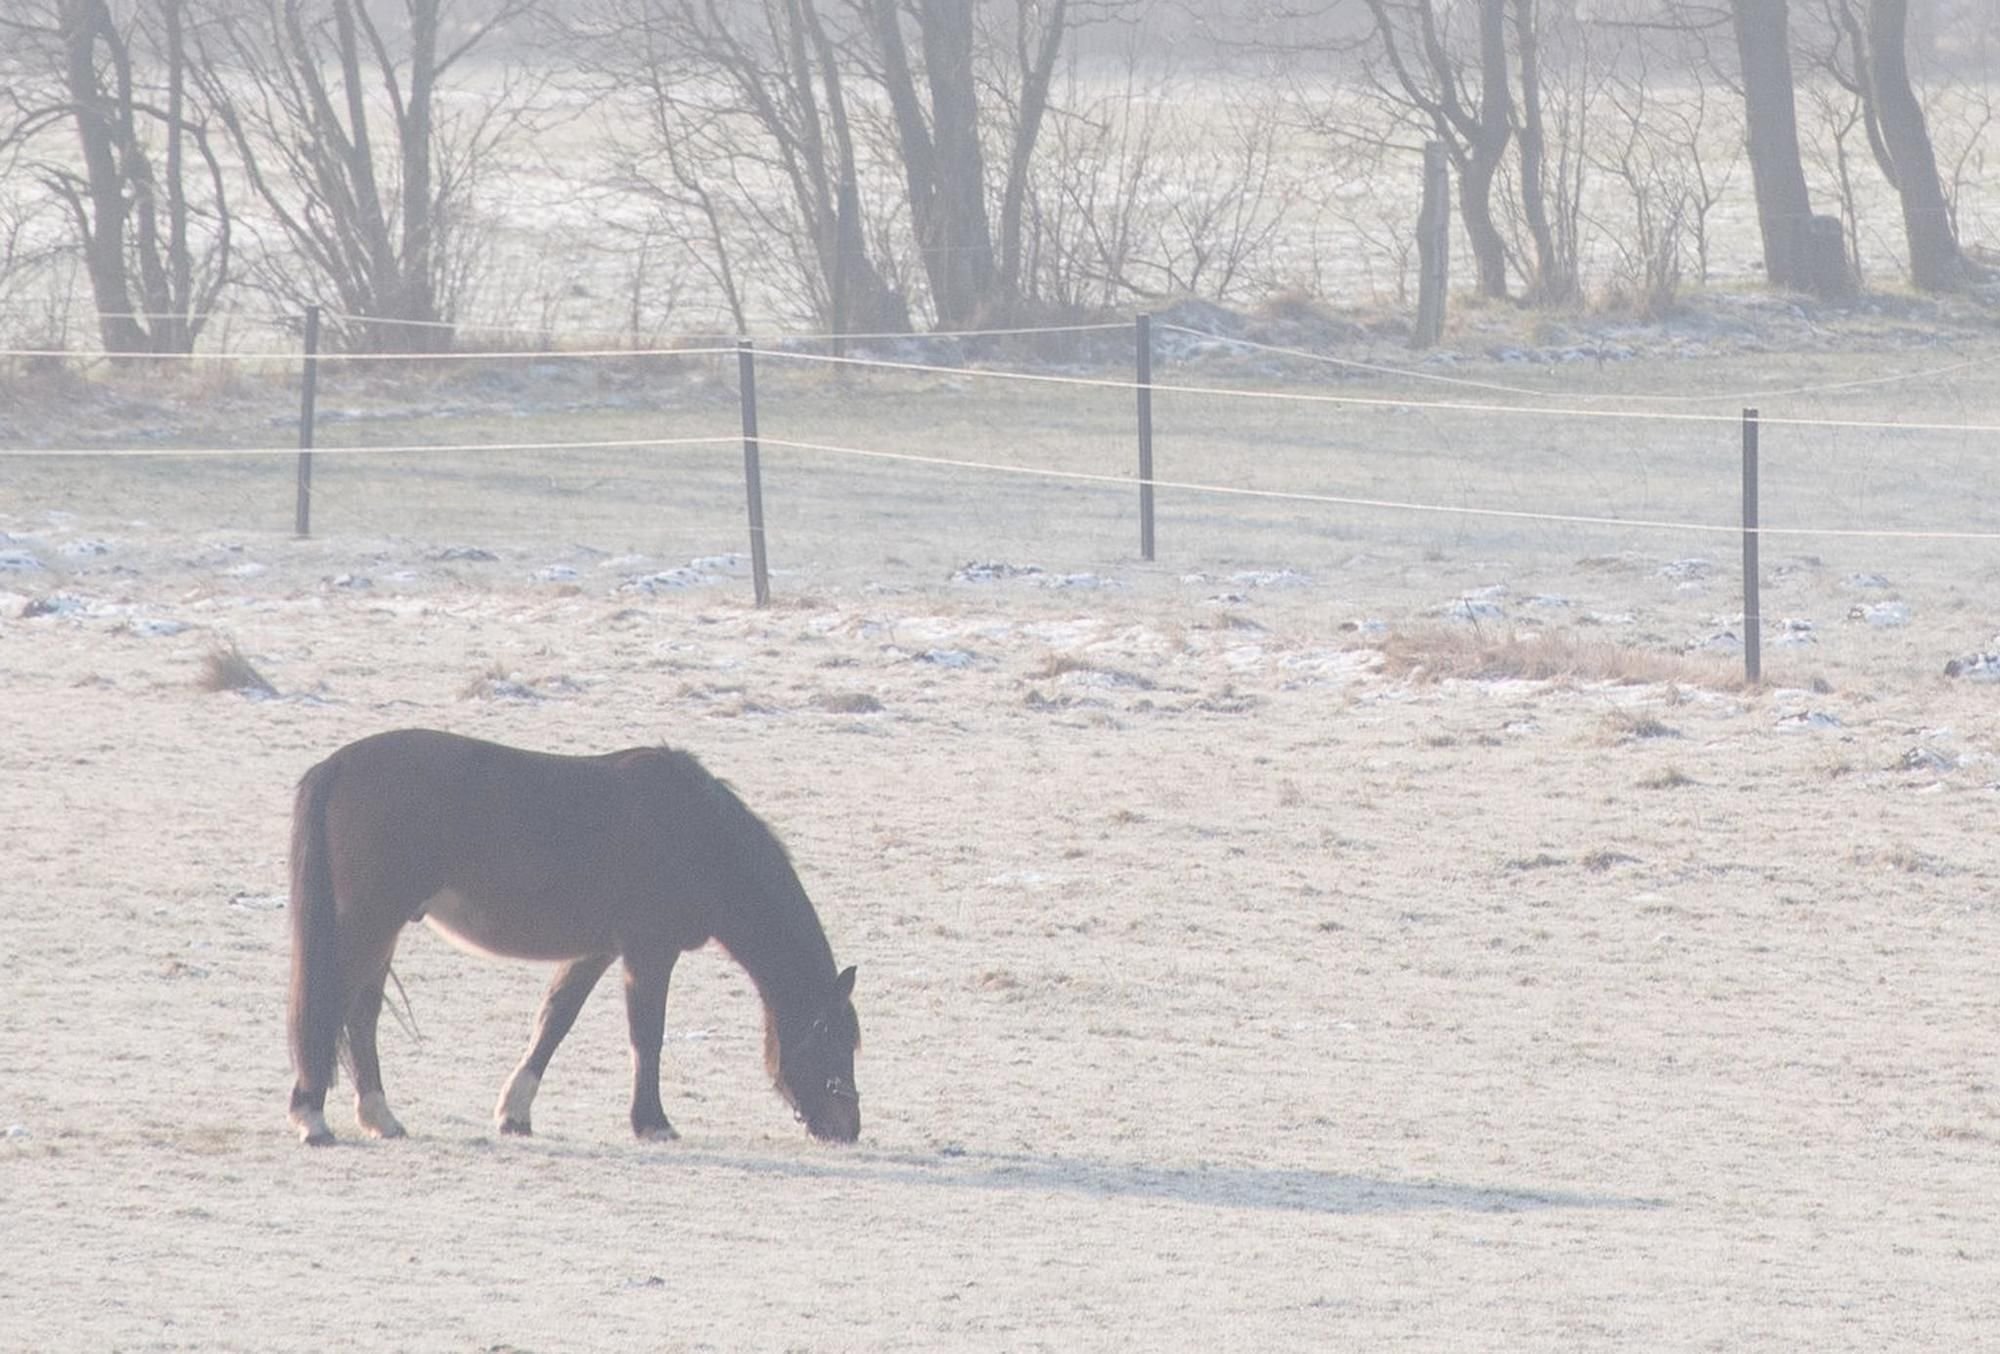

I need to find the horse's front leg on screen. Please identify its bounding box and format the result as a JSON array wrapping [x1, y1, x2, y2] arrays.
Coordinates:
[[495, 954, 614, 1136], [621, 947, 680, 1141]]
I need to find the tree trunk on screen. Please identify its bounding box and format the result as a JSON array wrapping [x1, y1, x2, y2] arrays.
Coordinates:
[[1731, 0, 1815, 289], [62, 0, 142, 352], [870, 0, 998, 328], [998, 0, 1066, 306], [1865, 0, 1968, 289], [1511, 0, 1571, 304], [1464, 0, 1512, 299], [919, 0, 995, 325], [401, 0, 441, 342]]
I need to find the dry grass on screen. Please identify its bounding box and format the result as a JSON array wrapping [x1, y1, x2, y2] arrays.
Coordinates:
[[1028, 653, 1155, 689], [1601, 709, 1684, 743], [1364, 624, 1742, 690], [815, 691, 885, 714], [197, 644, 277, 697], [1640, 767, 1697, 790]]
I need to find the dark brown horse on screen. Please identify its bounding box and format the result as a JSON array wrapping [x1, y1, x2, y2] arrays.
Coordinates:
[[286, 729, 860, 1147]]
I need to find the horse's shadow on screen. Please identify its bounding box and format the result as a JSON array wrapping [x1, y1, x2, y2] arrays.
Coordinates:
[[638, 1144, 1659, 1217]]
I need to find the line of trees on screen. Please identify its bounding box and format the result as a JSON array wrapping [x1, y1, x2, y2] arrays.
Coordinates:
[[0, 0, 1991, 353]]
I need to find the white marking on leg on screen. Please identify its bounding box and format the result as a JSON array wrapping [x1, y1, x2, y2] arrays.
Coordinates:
[[495, 1067, 541, 1132], [292, 1108, 333, 1146], [355, 1090, 407, 1139]]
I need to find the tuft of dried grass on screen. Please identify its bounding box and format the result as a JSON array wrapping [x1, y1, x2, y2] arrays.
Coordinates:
[[1031, 654, 1094, 680], [198, 644, 277, 697], [1028, 652, 1155, 689], [1601, 709, 1683, 744], [816, 691, 884, 715], [1362, 624, 1741, 690]]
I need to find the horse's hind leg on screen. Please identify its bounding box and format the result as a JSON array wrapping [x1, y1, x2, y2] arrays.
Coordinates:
[[344, 929, 407, 1139], [347, 972, 407, 1139], [622, 948, 680, 1142], [495, 954, 614, 1136]]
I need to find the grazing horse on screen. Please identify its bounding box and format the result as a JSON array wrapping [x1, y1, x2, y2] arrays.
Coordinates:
[[286, 728, 861, 1147]]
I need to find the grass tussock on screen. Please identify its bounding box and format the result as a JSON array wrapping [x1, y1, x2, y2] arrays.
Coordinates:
[[816, 691, 884, 714], [198, 644, 276, 697], [1028, 653, 1156, 689], [1600, 709, 1684, 743], [1363, 624, 1740, 690], [1639, 767, 1696, 790]]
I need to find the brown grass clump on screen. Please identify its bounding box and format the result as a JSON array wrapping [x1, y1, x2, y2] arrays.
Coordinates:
[[198, 644, 277, 697], [1028, 653, 1155, 689], [1639, 767, 1696, 790], [1601, 709, 1683, 743], [1362, 624, 1740, 690], [816, 691, 884, 714]]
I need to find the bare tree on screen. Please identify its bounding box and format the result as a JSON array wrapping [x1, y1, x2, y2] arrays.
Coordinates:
[[1510, 0, 1578, 303], [0, 0, 232, 352], [1859, 0, 1974, 286], [866, 0, 997, 326], [986, 0, 1072, 310], [1358, 0, 1514, 299], [195, 0, 535, 350], [1730, 0, 1825, 290], [557, 0, 908, 333]]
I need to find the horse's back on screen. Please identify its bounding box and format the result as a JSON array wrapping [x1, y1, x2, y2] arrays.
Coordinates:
[[300, 729, 718, 958]]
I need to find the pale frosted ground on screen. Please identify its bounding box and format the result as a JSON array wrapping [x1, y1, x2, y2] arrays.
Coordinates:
[[4, 334, 2000, 1350]]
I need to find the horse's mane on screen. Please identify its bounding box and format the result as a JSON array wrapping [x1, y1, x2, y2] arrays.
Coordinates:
[[627, 747, 840, 1074]]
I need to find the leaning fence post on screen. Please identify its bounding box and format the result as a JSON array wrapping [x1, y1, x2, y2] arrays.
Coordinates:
[[1136, 312, 1155, 562], [295, 303, 320, 538], [1742, 406, 1761, 685], [737, 339, 771, 607], [1412, 142, 1450, 350]]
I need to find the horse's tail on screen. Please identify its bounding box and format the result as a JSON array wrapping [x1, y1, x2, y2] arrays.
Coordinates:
[[289, 759, 343, 1096]]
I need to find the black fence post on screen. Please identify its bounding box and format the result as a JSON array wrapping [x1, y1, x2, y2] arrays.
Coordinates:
[[737, 339, 771, 607], [1742, 407, 1761, 686], [295, 304, 320, 538], [1137, 312, 1155, 562]]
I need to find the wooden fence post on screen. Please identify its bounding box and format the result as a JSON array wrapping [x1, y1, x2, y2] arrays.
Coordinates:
[[295, 304, 320, 538], [1412, 143, 1450, 350], [1137, 312, 1155, 561], [737, 339, 771, 607], [1742, 407, 1761, 685]]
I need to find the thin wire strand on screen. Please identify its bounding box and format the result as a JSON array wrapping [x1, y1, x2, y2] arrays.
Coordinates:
[[756, 348, 2000, 434], [325, 307, 1130, 344], [0, 435, 740, 459], [0, 343, 742, 363], [10, 334, 2000, 435], [1157, 322, 2000, 405], [755, 436, 2000, 542], [8, 426, 1996, 541]]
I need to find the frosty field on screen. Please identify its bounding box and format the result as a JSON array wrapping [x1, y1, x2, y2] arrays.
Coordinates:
[[3, 322, 2000, 1349]]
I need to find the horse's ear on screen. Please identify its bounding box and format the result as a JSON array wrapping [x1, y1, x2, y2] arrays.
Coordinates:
[[834, 965, 856, 1000]]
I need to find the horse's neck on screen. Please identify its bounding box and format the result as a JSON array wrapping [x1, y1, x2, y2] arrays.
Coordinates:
[[713, 874, 832, 1024]]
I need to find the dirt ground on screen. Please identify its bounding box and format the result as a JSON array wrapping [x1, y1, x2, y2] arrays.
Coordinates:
[[4, 330, 2000, 1350]]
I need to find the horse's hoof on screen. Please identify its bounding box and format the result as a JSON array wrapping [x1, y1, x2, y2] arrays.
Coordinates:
[[356, 1092, 406, 1139], [635, 1123, 679, 1143], [498, 1118, 533, 1137], [300, 1128, 336, 1147]]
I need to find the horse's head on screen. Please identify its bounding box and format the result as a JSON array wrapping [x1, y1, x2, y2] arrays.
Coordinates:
[[769, 964, 861, 1143]]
